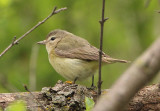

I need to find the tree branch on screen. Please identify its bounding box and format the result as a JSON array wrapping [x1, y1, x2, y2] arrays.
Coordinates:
[[0, 81, 97, 110], [1, 82, 160, 110], [0, 7, 67, 58], [93, 37, 160, 111]]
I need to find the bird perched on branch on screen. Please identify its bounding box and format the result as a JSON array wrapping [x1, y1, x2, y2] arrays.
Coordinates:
[[37, 29, 128, 85]]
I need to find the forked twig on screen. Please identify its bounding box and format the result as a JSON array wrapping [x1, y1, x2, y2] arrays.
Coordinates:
[[0, 7, 67, 58]]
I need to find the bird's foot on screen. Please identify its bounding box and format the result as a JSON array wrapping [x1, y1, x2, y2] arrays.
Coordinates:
[[87, 85, 97, 90], [65, 81, 73, 84]]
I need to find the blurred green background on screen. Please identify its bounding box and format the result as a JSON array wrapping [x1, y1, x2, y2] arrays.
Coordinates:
[[0, 0, 160, 92]]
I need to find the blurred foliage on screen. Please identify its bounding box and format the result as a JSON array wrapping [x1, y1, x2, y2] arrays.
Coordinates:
[[5, 100, 26, 111], [0, 0, 160, 92], [85, 97, 95, 111]]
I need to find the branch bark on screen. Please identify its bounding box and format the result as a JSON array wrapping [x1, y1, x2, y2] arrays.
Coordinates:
[[127, 84, 160, 111], [0, 80, 97, 111], [0, 81, 160, 111], [93, 37, 160, 111]]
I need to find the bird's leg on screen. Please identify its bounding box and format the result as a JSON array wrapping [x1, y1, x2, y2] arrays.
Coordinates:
[[73, 77, 78, 84], [91, 75, 94, 87], [87, 75, 96, 90]]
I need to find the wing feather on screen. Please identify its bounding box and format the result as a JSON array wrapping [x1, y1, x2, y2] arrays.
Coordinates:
[[54, 35, 128, 63], [55, 45, 112, 63]]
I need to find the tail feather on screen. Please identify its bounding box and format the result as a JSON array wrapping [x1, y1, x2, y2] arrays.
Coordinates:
[[103, 57, 130, 63]]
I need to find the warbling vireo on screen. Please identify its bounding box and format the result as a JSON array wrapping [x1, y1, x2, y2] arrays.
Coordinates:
[[37, 29, 128, 83]]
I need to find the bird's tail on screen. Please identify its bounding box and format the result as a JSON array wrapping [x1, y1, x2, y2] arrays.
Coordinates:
[[103, 57, 130, 63]]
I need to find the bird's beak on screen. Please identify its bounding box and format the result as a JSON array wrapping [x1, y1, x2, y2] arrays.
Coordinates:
[[37, 40, 47, 45]]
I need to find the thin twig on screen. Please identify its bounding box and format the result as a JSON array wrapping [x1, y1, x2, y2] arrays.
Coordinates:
[[24, 84, 47, 111], [0, 7, 67, 58], [98, 0, 108, 96], [11, 36, 18, 45]]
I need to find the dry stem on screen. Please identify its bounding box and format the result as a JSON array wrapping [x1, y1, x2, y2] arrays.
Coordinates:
[[98, 0, 108, 96]]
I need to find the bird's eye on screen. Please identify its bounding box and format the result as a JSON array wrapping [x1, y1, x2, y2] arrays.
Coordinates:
[[50, 37, 55, 41]]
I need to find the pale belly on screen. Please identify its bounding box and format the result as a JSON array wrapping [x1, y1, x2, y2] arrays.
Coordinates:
[[49, 55, 98, 81]]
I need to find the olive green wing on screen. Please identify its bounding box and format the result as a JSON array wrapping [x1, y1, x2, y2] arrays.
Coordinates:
[[55, 45, 124, 63], [55, 35, 128, 63]]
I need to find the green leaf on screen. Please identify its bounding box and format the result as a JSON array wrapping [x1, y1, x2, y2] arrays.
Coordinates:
[[85, 96, 95, 111], [5, 100, 26, 111]]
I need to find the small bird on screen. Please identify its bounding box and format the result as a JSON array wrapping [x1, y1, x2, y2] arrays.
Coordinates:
[[37, 29, 128, 84]]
